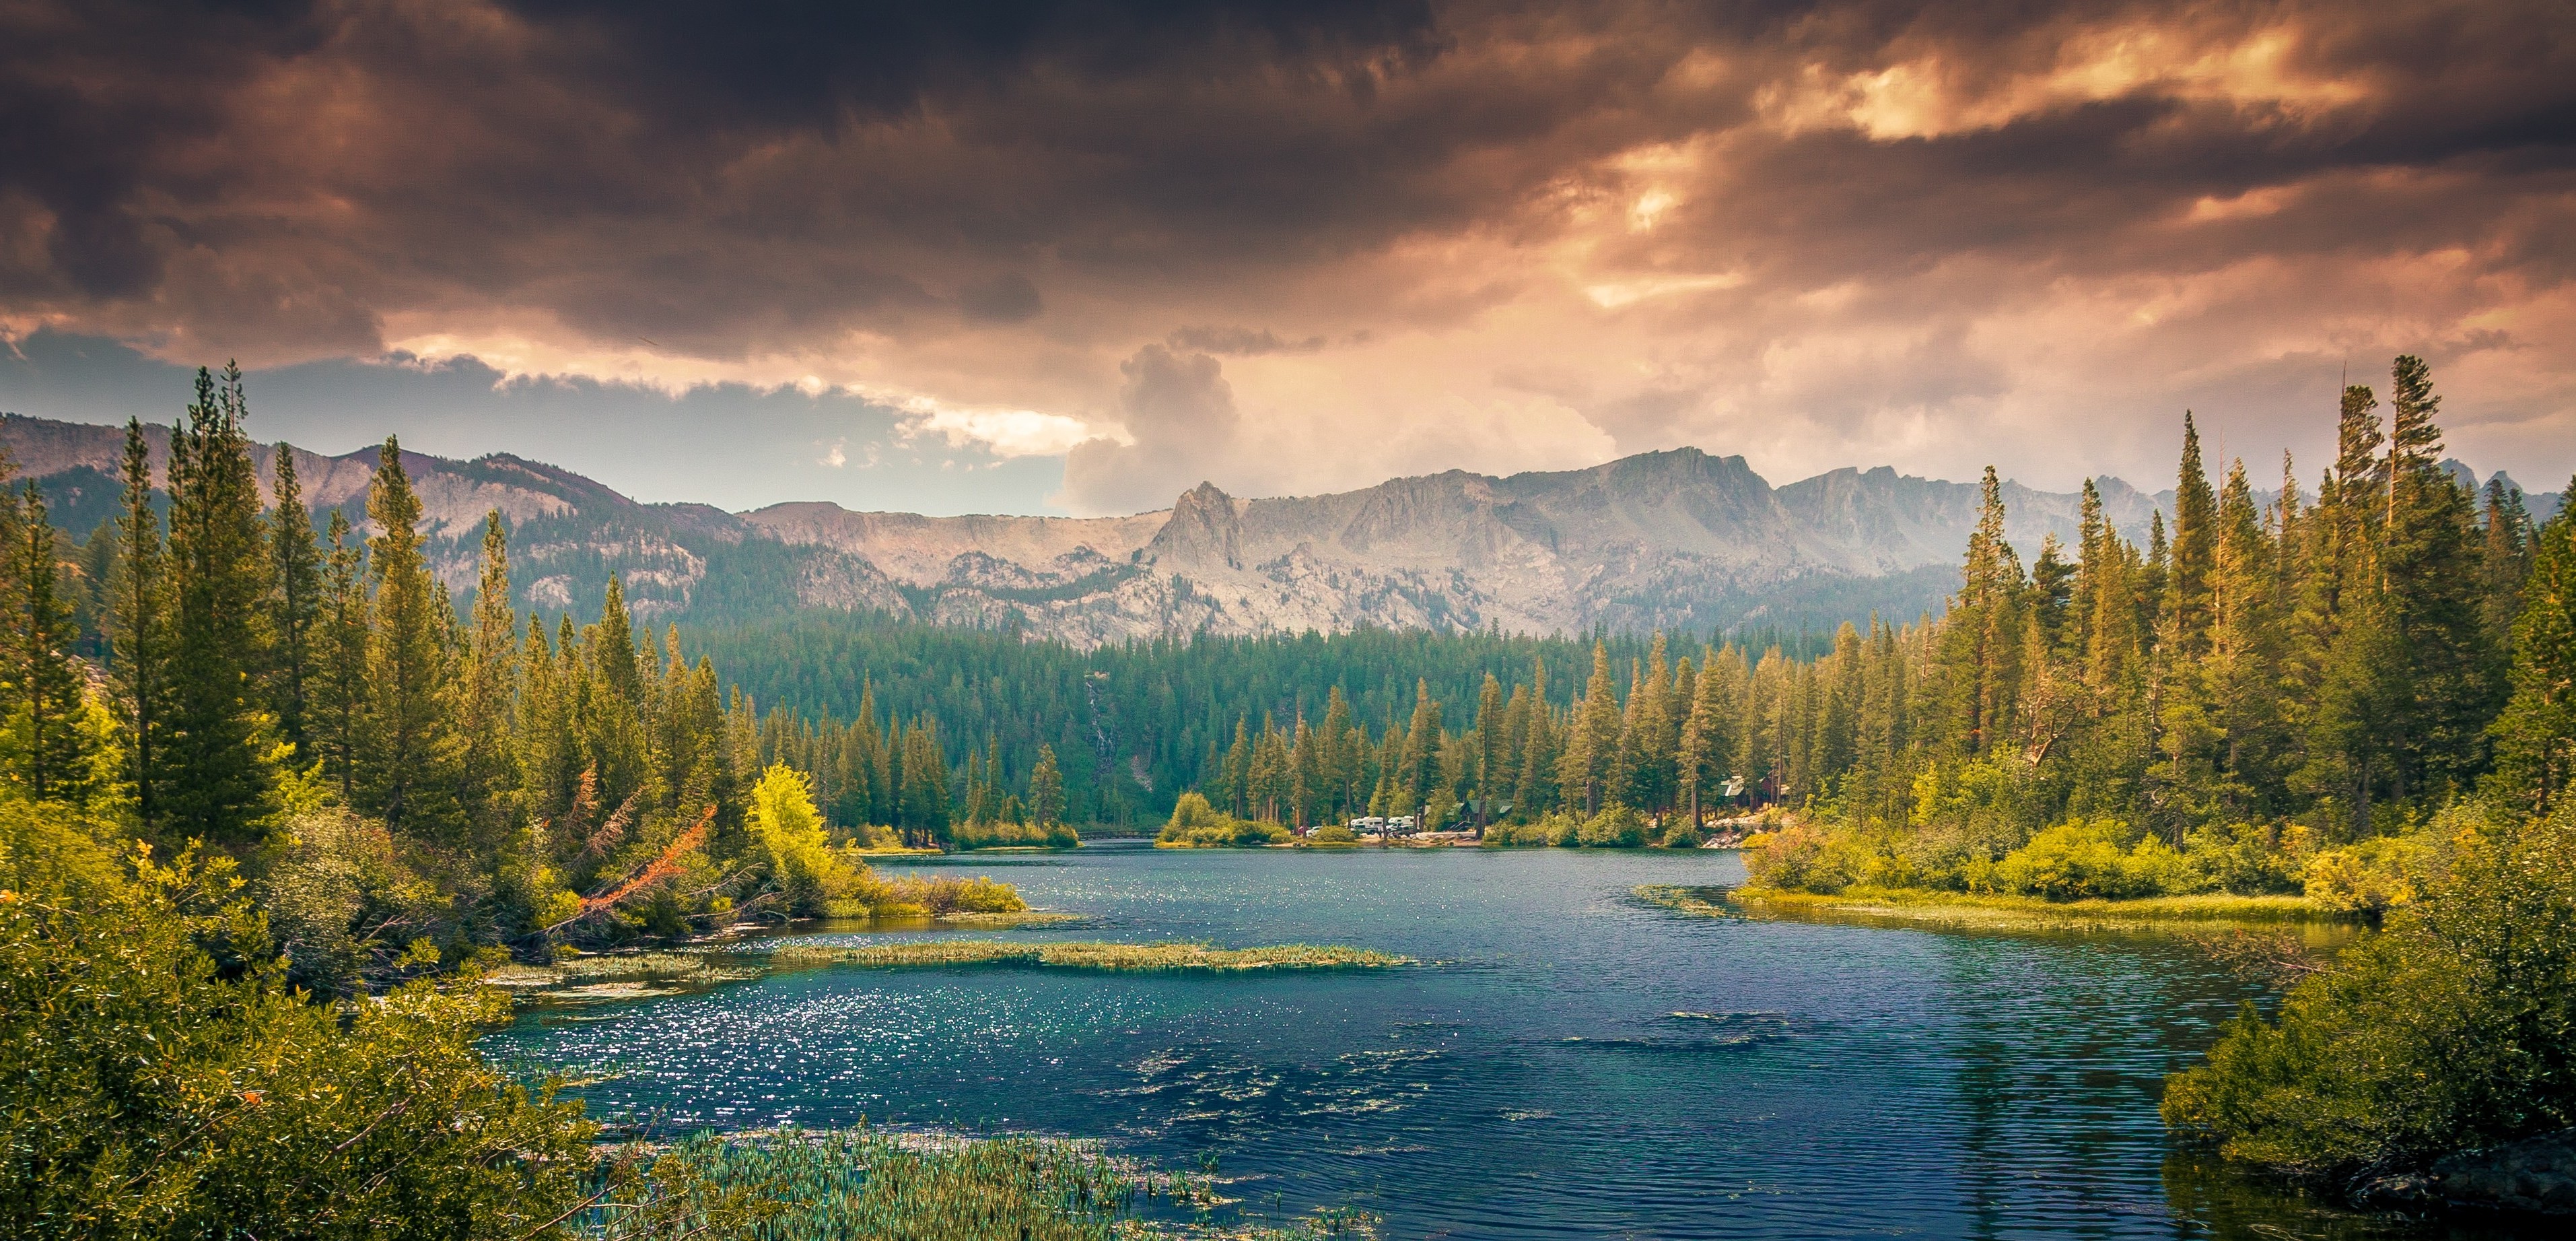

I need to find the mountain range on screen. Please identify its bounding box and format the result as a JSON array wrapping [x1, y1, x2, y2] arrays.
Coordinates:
[[1, 411, 2558, 647]]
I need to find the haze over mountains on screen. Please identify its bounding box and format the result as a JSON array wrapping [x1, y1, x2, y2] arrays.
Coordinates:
[[2, 411, 2557, 648]]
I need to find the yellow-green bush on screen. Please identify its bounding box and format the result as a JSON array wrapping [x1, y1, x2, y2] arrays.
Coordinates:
[[749, 764, 862, 917], [2303, 833, 2437, 914], [1991, 820, 2191, 901], [949, 818, 1080, 850], [1156, 793, 1290, 847], [2183, 821, 2314, 895], [0, 801, 598, 1239]]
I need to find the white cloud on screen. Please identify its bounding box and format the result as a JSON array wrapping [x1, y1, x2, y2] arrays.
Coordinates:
[[897, 401, 1102, 459]]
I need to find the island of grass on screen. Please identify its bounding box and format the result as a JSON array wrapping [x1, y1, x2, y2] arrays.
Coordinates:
[[766, 939, 1412, 972], [1722, 884, 2342, 930], [1700, 815, 2439, 938]]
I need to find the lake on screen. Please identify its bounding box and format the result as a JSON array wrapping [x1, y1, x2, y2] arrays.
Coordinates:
[[490, 844, 2525, 1239]]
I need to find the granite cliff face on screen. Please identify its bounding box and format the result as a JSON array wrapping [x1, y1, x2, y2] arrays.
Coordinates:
[[3, 412, 2556, 645]]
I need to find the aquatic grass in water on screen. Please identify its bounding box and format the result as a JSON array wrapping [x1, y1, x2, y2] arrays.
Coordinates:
[[1714, 885, 2357, 945], [767, 940, 1410, 972], [1632, 885, 1737, 919], [485, 952, 756, 990], [582, 1127, 1377, 1240]]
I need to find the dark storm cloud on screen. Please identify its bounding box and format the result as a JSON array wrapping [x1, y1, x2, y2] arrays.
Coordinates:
[[1, 0, 2571, 510]]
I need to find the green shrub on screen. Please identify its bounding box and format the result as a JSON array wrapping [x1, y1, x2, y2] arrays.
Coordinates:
[[2182, 821, 2313, 896], [1578, 805, 1648, 848], [1659, 821, 1706, 848], [1310, 824, 1358, 844], [2303, 834, 2437, 914], [1545, 811, 1584, 848], [2164, 805, 2576, 1178], [950, 818, 1081, 849], [0, 807, 596, 1239], [1744, 822, 1853, 892], [1990, 820, 2191, 900], [1156, 794, 1288, 847]]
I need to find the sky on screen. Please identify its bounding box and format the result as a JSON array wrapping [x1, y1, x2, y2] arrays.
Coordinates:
[[1, 0, 2570, 516]]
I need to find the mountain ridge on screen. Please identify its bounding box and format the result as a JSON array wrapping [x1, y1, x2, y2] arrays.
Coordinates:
[[1, 411, 2558, 646]]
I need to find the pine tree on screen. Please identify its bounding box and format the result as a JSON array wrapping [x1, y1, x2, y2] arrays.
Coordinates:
[[2375, 356, 2499, 799], [10, 484, 96, 803], [1561, 643, 1621, 812], [2480, 479, 2534, 658], [1515, 664, 1556, 818], [1320, 685, 1356, 819], [458, 513, 520, 841], [2335, 382, 2387, 523], [1472, 671, 1504, 826], [1621, 635, 1678, 813], [160, 366, 275, 844], [1029, 743, 1066, 826], [898, 718, 950, 846], [1940, 467, 2026, 756], [1397, 679, 1443, 815], [2206, 458, 2281, 811], [355, 436, 458, 836], [2488, 476, 2576, 814], [314, 509, 368, 803], [2167, 413, 2219, 655], [266, 443, 322, 751], [1676, 642, 1736, 824]]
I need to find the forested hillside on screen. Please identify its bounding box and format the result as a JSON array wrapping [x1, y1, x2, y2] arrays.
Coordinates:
[[22, 357, 2568, 843], [705, 356, 2566, 846]]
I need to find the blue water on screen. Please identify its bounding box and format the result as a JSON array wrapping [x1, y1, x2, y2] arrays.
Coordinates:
[[491, 846, 2517, 1239]]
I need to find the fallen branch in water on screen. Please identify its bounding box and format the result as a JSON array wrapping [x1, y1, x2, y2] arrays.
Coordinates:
[[541, 806, 715, 937]]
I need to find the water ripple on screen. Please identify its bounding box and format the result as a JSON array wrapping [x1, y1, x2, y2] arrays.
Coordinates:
[[489, 848, 2515, 1241]]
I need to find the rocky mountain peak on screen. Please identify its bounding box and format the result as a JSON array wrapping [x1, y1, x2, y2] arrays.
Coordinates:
[[0, 410, 2558, 648], [1150, 481, 1243, 570]]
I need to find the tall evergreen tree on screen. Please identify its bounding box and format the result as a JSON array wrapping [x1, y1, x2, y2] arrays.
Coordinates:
[[2167, 413, 2219, 655], [1472, 671, 1504, 825], [10, 484, 95, 803], [266, 443, 322, 751], [354, 437, 458, 836], [160, 366, 275, 844], [2377, 356, 2498, 799], [1029, 743, 1066, 826], [2489, 477, 2576, 815], [459, 513, 520, 840], [1562, 643, 1620, 812], [1396, 679, 1444, 815], [314, 510, 368, 803]]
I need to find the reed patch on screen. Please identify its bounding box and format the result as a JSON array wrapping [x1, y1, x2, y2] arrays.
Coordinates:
[[765, 939, 1411, 973]]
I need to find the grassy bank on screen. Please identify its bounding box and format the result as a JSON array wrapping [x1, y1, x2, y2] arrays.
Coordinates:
[[767, 939, 1412, 973], [1642, 882, 2356, 938], [592, 1125, 1375, 1240], [485, 951, 761, 1001]]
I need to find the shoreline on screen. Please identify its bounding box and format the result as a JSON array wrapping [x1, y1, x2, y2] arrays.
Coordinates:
[[1646, 883, 2361, 941]]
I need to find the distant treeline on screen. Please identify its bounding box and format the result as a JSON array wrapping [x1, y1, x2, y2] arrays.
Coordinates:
[[714, 356, 2567, 846], [689, 618, 1854, 828]]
